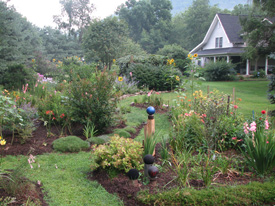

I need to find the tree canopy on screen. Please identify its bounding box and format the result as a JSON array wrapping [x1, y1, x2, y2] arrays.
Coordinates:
[[54, 0, 94, 42], [116, 0, 173, 53], [0, 1, 41, 71], [83, 17, 129, 69]]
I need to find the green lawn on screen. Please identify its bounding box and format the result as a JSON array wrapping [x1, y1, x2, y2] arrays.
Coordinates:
[[1, 152, 123, 206], [199, 81, 275, 117]]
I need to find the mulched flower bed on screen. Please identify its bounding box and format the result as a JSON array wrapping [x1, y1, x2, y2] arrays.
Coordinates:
[[0, 113, 266, 206]]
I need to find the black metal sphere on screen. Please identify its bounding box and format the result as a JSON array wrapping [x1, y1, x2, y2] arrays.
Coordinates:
[[143, 154, 154, 164], [148, 166, 159, 178], [127, 169, 139, 180]]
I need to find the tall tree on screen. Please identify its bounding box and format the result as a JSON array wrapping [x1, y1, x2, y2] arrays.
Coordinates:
[[116, 0, 172, 53], [240, 0, 275, 59], [83, 17, 128, 69], [170, 0, 227, 51], [39, 27, 83, 61], [0, 1, 41, 71], [54, 0, 94, 42]]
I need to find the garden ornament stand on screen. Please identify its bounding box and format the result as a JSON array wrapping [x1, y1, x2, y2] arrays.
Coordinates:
[[144, 106, 156, 155]]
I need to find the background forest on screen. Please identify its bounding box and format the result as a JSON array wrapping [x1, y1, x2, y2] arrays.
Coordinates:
[[0, 0, 271, 79]]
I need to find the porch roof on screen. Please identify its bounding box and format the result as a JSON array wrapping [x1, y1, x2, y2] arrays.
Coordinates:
[[196, 47, 245, 57]]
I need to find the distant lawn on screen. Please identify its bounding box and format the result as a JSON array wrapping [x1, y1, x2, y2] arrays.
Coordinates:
[[199, 81, 275, 117], [121, 80, 275, 118]]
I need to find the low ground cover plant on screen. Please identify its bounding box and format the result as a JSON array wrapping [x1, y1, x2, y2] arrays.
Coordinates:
[[52, 136, 90, 152]]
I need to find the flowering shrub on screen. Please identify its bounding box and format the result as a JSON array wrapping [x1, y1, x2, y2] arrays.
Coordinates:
[[241, 115, 275, 175], [91, 135, 143, 173], [171, 90, 244, 151], [67, 69, 117, 132]]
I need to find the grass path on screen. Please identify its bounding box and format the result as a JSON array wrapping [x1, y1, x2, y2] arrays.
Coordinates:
[[2, 152, 123, 206]]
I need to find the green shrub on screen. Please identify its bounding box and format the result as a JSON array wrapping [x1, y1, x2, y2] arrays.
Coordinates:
[[127, 63, 182, 91], [252, 70, 266, 78], [52, 136, 90, 153], [268, 72, 275, 104], [137, 181, 275, 205], [56, 57, 96, 83], [124, 126, 137, 134], [91, 135, 143, 173], [113, 129, 131, 138], [156, 44, 191, 73], [88, 136, 109, 145], [203, 61, 236, 81], [0, 64, 37, 90]]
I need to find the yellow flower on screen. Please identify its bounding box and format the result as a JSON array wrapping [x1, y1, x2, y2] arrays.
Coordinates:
[[32, 59, 35, 63], [175, 76, 180, 81], [0, 136, 2, 140], [187, 54, 191, 58], [113, 59, 116, 63], [118, 76, 123, 82], [1, 139, 6, 146], [194, 53, 198, 58], [53, 59, 56, 62]]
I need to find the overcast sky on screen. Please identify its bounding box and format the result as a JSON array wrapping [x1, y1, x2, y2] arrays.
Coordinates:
[[7, 0, 127, 28]]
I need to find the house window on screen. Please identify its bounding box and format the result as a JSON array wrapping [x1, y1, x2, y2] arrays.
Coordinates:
[[215, 37, 223, 48]]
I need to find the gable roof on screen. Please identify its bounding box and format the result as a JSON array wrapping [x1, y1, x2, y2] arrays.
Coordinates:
[[218, 13, 244, 43], [190, 13, 244, 54]]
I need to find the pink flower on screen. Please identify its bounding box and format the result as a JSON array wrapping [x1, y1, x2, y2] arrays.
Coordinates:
[[234, 105, 238, 109], [156, 92, 160, 95], [148, 90, 152, 97], [265, 120, 269, 130], [202, 114, 207, 117], [232, 137, 237, 140], [266, 141, 269, 144], [249, 121, 257, 132], [237, 139, 243, 142], [129, 72, 132, 77]]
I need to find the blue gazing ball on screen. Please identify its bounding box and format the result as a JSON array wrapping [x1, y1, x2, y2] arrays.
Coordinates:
[[146, 106, 155, 115]]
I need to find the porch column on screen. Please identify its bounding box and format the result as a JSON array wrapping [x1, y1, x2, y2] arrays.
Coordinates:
[[265, 56, 269, 75], [246, 59, 250, 75], [214, 56, 216, 63], [226, 55, 230, 63]]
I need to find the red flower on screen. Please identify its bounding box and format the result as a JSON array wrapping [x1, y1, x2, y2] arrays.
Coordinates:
[[232, 137, 237, 140], [60, 113, 65, 118], [234, 105, 238, 109], [52, 117, 56, 120], [261, 110, 266, 114], [259, 118, 262, 120], [46, 110, 54, 115]]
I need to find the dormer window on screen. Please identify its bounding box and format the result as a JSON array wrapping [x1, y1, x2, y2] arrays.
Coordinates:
[[215, 37, 223, 48]]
